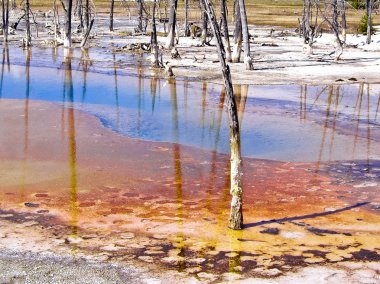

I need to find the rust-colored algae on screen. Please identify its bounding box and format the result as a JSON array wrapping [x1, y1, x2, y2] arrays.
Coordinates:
[[0, 99, 379, 281]]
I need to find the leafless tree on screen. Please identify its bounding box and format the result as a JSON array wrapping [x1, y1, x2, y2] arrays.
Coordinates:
[[184, 0, 189, 36], [322, 0, 344, 60], [2, 0, 10, 43], [300, 0, 321, 55], [151, 0, 160, 66], [203, 0, 244, 229], [366, 0, 374, 44], [76, 0, 84, 30], [220, 0, 232, 61], [137, 0, 144, 32], [238, 0, 252, 69], [61, 0, 73, 47], [166, 0, 178, 48], [110, 0, 115, 31], [232, 0, 242, 63], [200, 0, 208, 45], [25, 0, 31, 46], [340, 0, 346, 42], [11, 0, 15, 9]]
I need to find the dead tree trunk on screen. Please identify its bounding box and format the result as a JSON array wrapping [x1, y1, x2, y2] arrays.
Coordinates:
[[200, 0, 208, 45], [237, 0, 252, 69], [231, 0, 242, 63], [331, 0, 343, 60], [184, 0, 189, 36], [25, 0, 31, 46], [340, 0, 346, 42], [366, 0, 373, 44], [77, 0, 83, 30], [85, 0, 89, 31], [137, 0, 144, 32], [220, 0, 232, 62], [151, 0, 159, 66], [110, 0, 115, 31], [2, 0, 10, 43], [64, 0, 73, 47], [165, 0, 178, 48], [203, 0, 243, 230]]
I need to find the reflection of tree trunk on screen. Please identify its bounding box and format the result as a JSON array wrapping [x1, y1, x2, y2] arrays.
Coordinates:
[[151, 0, 160, 67], [64, 49, 78, 240], [109, 0, 115, 31], [231, 0, 242, 63], [166, 0, 178, 48], [169, 78, 185, 271], [2, 0, 10, 43], [220, 0, 231, 62], [0, 46, 8, 98], [204, 0, 243, 230]]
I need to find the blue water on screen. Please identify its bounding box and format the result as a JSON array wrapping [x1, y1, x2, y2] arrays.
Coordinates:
[[1, 46, 380, 162]]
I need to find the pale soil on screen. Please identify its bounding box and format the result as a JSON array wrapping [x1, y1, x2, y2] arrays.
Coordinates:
[[4, 13, 380, 86]]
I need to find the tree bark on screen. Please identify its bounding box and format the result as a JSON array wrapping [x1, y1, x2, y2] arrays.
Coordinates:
[[203, 0, 243, 230], [77, 0, 83, 30], [151, 0, 159, 67], [11, 0, 15, 9], [85, 0, 89, 31], [2, 0, 10, 43], [340, 0, 346, 42], [231, 0, 242, 63], [25, 0, 31, 46], [110, 0, 115, 31], [366, 0, 373, 44], [184, 0, 189, 36], [166, 0, 178, 48], [137, 0, 144, 32], [237, 0, 252, 69], [64, 0, 73, 47], [200, 0, 208, 45], [220, 0, 232, 62]]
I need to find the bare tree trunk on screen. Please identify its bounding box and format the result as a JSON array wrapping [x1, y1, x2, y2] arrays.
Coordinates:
[[151, 0, 159, 66], [200, 0, 208, 45], [184, 0, 189, 36], [165, 0, 178, 48], [110, 0, 115, 31], [366, 0, 373, 44], [77, 0, 83, 30], [340, 0, 346, 42], [85, 0, 89, 31], [231, 0, 242, 63], [332, 0, 343, 60], [137, 0, 144, 32], [64, 0, 73, 47], [237, 0, 252, 69], [203, 0, 243, 230], [25, 0, 31, 46], [220, 0, 231, 62], [11, 0, 15, 9], [2, 0, 10, 43]]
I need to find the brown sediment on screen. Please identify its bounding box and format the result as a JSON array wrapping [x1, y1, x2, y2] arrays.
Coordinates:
[[0, 99, 379, 281]]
